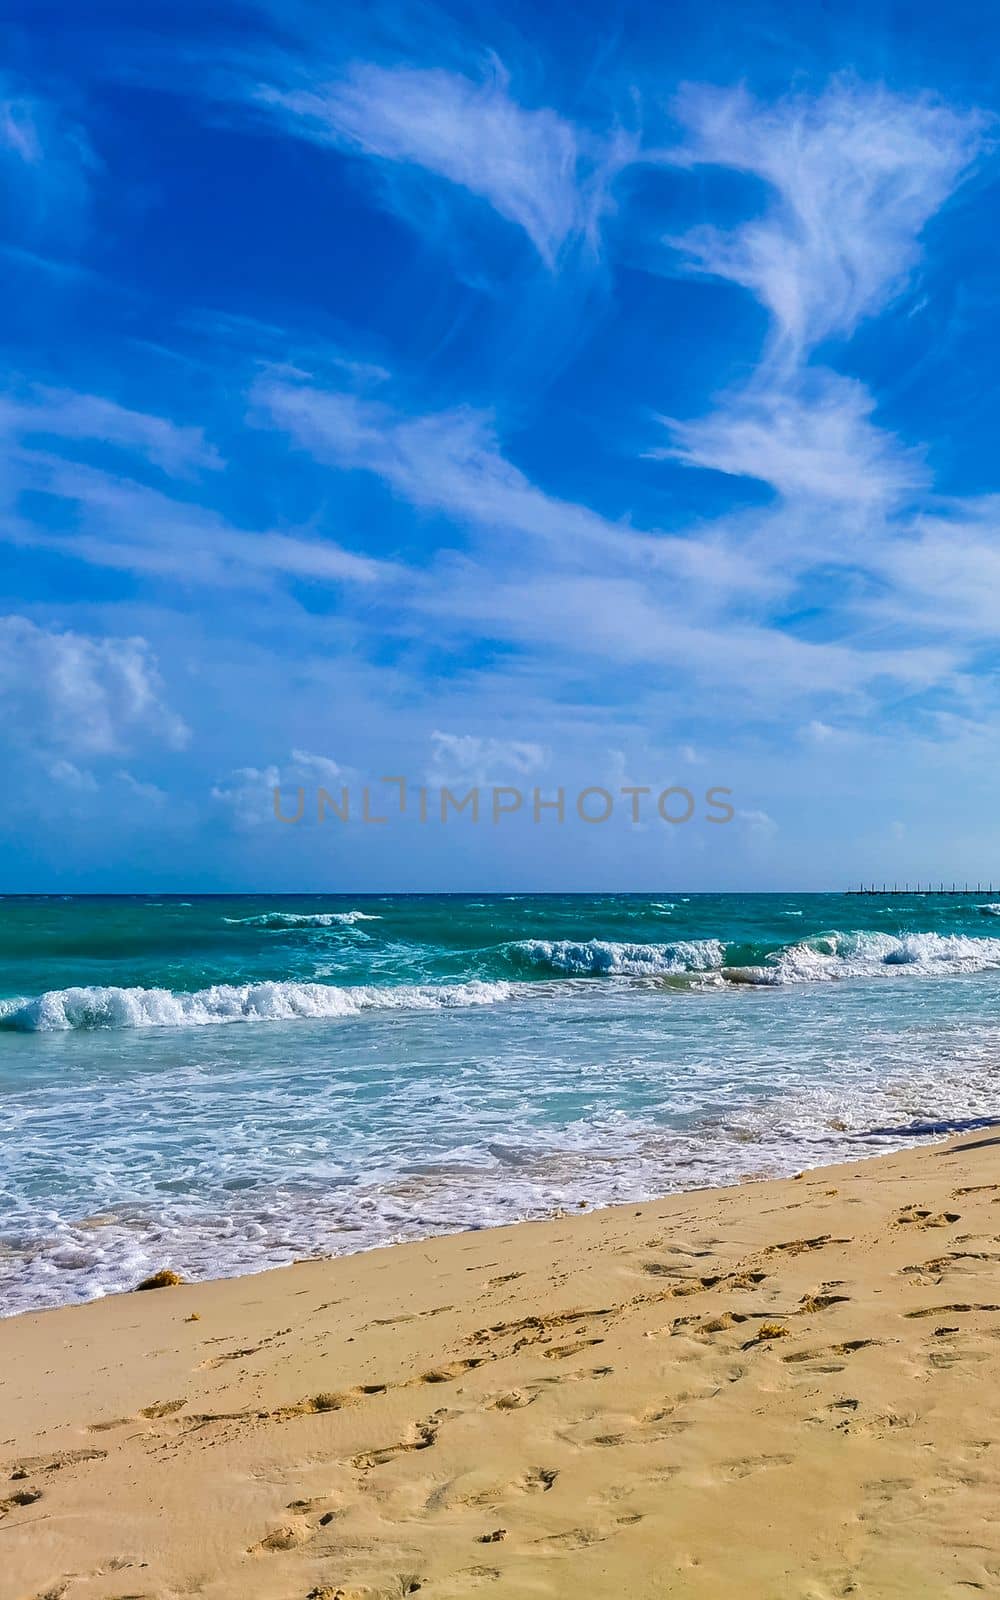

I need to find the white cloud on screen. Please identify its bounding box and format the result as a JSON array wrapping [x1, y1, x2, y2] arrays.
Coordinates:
[[258, 368, 971, 718], [647, 78, 985, 607], [0, 385, 223, 476], [868, 501, 1000, 635], [0, 78, 96, 233], [801, 720, 839, 743], [252, 60, 619, 266], [0, 615, 188, 758], [115, 770, 167, 805], [418, 569, 958, 700], [211, 763, 283, 827], [257, 376, 776, 598], [0, 97, 43, 164], [666, 79, 986, 356], [737, 807, 778, 837], [4, 450, 401, 589], [47, 758, 98, 792], [427, 730, 548, 786], [289, 747, 347, 785], [212, 749, 349, 827], [656, 372, 926, 509]]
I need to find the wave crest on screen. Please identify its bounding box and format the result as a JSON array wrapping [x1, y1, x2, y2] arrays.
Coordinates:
[[512, 938, 726, 977], [728, 929, 1000, 985], [512, 929, 1000, 984], [223, 910, 381, 928], [0, 978, 514, 1032]]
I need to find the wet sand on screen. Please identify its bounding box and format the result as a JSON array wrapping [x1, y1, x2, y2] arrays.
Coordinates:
[[4, 1127, 1000, 1599]]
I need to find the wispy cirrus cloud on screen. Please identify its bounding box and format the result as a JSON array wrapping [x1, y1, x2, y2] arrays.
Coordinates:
[[665, 78, 988, 358], [256, 373, 777, 598], [0, 76, 96, 237], [652, 77, 987, 577], [250, 58, 626, 266], [0, 379, 402, 593], [0, 385, 222, 476], [3, 449, 401, 590], [865, 498, 1000, 637], [654, 371, 927, 511], [255, 365, 966, 712], [414, 568, 959, 702]]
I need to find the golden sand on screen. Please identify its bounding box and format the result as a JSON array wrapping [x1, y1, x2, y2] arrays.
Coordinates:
[[4, 1128, 1000, 1598]]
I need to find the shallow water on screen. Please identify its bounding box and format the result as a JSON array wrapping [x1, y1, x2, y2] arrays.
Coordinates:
[[3, 892, 1000, 1312]]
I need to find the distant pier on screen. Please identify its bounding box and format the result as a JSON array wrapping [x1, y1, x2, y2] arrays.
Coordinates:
[[845, 884, 996, 896]]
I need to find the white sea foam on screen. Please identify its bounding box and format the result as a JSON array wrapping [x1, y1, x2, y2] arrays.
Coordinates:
[[514, 937, 726, 976], [979, 904, 1000, 916], [223, 910, 381, 928], [514, 929, 1000, 984], [727, 929, 1000, 985], [8, 923, 1000, 1314], [0, 978, 516, 1032]]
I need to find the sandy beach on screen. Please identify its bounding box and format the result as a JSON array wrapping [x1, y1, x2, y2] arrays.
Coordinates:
[[4, 1127, 1000, 1599]]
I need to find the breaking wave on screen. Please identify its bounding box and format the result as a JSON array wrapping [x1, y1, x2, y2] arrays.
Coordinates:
[[511, 930, 1000, 985], [727, 929, 1000, 985], [511, 938, 726, 976], [4, 931, 1000, 1034], [0, 978, 515, 1032], [222, 910, 381, 928]]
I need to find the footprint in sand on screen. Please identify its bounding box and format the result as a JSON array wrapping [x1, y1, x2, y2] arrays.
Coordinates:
[[420, 1358, 486, 1383], [12, 1448, 106, 1473], [271, 1382, 388, 1418], [541, 1338, 605, 1360], [307, 1581, 423, 1598], [893, 1206, 961, 1229], [532, 1515, 641, 1553], [351, 1415, 443, 1471], [688, 1310, 750, 1337], [718, 1453, 795, 1480], [0, 1486, 43, 1518], [251, 1523, 310, 1553], [532, 1526, 610, 1551], [521, 1466, 559, 1492], [740, 1322, 791, 1350], [904, 1302, 1000, 1317], [487, 1389, 538, 1410], [761, 1234, 851, 1257], [797, 1292, 851, 1313], [199, 1345, 261, 1369], [783, 1338, 880, 1365], [139, 1398, 187, 1418], [251, 1497, 341, 1556], [537, 1364, 613, 1386]]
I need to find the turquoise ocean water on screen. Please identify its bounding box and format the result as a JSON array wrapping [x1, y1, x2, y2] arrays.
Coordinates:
[[4, 891, 1000, 1314]]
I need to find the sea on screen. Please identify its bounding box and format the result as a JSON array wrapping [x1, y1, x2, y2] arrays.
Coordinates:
[[3, 891, 1000, 1315]]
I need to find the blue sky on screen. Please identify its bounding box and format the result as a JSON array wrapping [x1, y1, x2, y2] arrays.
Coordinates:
[[3, 0, 1000, 890]]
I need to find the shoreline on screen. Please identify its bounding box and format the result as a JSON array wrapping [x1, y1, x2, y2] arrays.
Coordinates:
[[4, 1126, 1000, 1596], [5, 1116, 995, 1321]]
